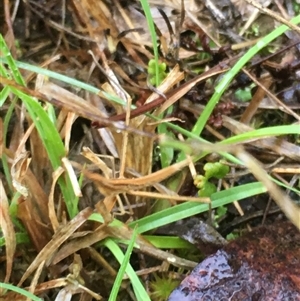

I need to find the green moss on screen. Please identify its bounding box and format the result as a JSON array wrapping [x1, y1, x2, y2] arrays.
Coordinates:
[[150, 273, 180, 301]]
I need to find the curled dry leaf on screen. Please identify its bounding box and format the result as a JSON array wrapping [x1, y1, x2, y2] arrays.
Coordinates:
[[17, 168, 53, 252], [11, 151, 30, 198]]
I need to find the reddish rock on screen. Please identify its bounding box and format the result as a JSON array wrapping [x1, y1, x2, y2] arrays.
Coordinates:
[[168, 221, 300, 300]]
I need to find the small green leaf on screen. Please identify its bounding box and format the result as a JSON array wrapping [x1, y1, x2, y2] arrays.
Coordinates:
[[158, 125, 175, 168], [147, 60, 168, 86], [234, 87, 252, 102], [148, 59, 156, 75], [216, 205, 227, 218], [158, 62, 167, 72], [204, 162, 229, 179], [198, 181, 216, 197], [149, 77, 156, 85], [194, 175, 206, 189], [226, 232, 239, 240]]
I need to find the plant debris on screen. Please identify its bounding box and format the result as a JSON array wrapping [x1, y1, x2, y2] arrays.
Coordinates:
[[1, 0, 300, 300]]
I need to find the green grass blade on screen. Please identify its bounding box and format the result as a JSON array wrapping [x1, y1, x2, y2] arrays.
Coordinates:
[[130, 182, 267, 233], [89, 180, 275, 235], [104, 238, 151, 301], [0, 85, 10, 106], [108, 227, 138, 301], [191, 14, 300, 137], [220, 125, 300, 144], [0, 282, 42, 301], [0, 55, 124, 105], [0, 35, 26, 85], [139, 0, 159, 86], [142, 236, 192, 249]]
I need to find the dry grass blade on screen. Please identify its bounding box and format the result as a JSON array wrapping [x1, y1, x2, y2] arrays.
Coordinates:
[[236, 149, 300, 229], [39, 81, 110, 123], [50, 208, 195, 271], [0, 180, 16, 284], [18, 207, 93, 286], [11, 151, 30, 198], [110, 156, 196, 186], [144, 64, 185, 117], [10, 121, 34, 198], [51, 226, 109, 265], [245, 0, 300, 35], [17, 167, 53, 251], [0, 118, 3, 158], [222, 115, 300, 162], [240, 77, 272, 124], [93, 51, 131, 179], [28, 261, 45, 300], [76, 63, 192, 217], [155, 77, 197, 115], [81, 147, 114, 179], [61, 157, 82, 198], [127, 190, 209, 203], [80, 157, 197, 198], [241, 69, 300, 121], [49, 167, 64, 232]]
